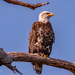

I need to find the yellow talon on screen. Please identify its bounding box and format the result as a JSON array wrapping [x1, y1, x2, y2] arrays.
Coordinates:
[[44, 55, 47, 58], [41, 54, 48, 58], [41, 54, 44, 56]]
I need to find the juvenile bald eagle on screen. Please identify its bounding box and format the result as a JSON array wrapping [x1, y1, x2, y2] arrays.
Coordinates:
[[29, 11, 55, 74]]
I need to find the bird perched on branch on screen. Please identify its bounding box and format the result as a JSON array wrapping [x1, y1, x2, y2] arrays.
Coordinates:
[[29, 11, 55, 74]]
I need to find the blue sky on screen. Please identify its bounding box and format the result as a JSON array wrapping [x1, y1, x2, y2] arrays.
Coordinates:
[[0, 0, 75, 75]]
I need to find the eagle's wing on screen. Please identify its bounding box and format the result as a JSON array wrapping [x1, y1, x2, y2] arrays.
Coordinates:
[[29, 22, 43, 74], [29, 22, 37, 53]]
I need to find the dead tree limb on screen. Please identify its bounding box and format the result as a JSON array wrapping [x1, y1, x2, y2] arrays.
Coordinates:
[[0, 48, 75, 75], [4, 0, 49, 10]]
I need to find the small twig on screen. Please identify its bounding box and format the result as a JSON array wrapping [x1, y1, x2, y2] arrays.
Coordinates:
[[5, 64, 22, 75], [4, 0, 49, 10]]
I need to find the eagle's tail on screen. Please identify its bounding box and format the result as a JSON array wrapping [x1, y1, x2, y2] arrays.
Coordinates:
[[34, 63, 43, 74]]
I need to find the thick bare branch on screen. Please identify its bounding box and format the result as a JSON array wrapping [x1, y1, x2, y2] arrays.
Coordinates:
[[7, 52, 75, 74], [4, 0, 49, 10], [0, 48, 75, 74]]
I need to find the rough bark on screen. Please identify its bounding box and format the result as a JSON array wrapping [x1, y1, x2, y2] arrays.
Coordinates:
[[4, 0, 49, 10], [0, 48, 75, 75]]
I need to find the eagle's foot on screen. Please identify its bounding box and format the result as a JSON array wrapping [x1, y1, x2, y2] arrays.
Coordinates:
[[44, 54, 46, 58], [41, 54, 44, 57], [41, 54, 48, 58], [44, 54, 48, 58]]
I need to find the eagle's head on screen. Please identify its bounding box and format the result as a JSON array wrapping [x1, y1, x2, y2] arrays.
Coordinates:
[[39, 11, 54, 23]]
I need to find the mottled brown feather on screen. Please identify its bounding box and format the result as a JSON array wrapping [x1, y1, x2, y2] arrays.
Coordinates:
[[29, 21, 55, 55]]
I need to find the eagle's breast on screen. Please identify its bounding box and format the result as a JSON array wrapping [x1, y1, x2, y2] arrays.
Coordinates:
[[29, 22, 55, 56]]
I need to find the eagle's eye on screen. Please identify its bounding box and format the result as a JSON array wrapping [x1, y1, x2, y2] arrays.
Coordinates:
[[46, 13, 50, 14]]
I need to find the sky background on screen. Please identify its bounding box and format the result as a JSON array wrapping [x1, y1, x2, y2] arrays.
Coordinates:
[[0, 0, 75, 75]]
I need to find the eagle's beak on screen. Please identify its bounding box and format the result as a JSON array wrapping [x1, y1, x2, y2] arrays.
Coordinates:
[[48, 13, 54, 16]]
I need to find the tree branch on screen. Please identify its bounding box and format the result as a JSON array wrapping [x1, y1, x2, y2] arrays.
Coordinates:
[[0, 48, 75, 75], [4, 0, 49, 10]]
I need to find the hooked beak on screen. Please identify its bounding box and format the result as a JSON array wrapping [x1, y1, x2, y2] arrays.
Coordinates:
[[48, 13, 54, 16]]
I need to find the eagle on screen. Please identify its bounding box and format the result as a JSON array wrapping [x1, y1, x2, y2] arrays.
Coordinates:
[[29, 11, 55, 74]]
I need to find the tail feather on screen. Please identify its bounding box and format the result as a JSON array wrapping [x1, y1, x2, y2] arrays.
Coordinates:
[[35, 63, 43, 74]]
